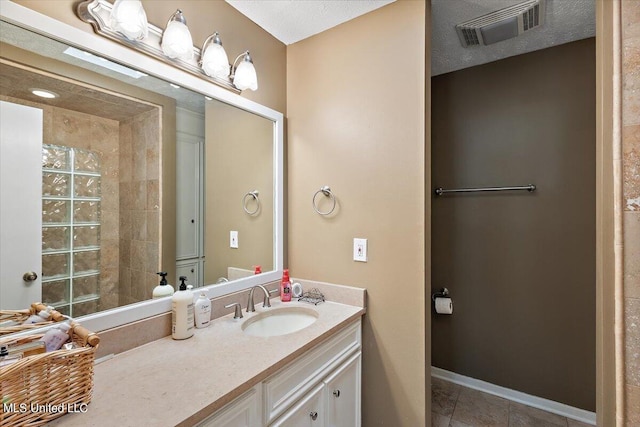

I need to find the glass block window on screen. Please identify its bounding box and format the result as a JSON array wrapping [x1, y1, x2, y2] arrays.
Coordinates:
[[41, 144, 100, 317]]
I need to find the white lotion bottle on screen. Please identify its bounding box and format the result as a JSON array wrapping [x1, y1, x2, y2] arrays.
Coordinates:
[[152, 271, 175, 298], [194, 290, 211, 329], [171, 276, 194, 340], [42, 322, 72, 351]]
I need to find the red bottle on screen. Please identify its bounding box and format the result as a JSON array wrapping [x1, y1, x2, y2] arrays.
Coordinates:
[[254, 265, 262, 274], [280, 269, 292, 302]]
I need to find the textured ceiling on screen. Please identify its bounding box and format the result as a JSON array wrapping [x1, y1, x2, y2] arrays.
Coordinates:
[[0, 62, 154, 121], [225, 0, 395, 45], [226, 0, 594, 75], [431, 0, 595, 76]]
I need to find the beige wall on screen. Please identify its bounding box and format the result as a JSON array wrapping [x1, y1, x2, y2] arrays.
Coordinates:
[[204, 101, 274, 282], [12, 0, 286, 113], [287, 1, 428, 425], [621, 0, 640, 423]]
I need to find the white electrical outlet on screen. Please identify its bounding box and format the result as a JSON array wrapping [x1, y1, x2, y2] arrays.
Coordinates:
[[353, 238, 367, 262], [230, 230, 238, 248]]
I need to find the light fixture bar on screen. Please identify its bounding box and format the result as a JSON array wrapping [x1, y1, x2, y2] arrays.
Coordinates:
[[76, 0, 240, 93]]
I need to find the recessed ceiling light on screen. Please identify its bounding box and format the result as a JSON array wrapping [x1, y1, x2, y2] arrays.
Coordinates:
[[30, 89, 59, 99]]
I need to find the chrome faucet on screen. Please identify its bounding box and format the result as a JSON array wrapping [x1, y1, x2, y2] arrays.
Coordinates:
[[246, 285, 276, 312]]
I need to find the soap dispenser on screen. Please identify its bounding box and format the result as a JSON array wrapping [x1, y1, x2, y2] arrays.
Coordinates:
[[194, 290, 212, 329], [171, 276, 194, 340], [153, 271, 175, 298]]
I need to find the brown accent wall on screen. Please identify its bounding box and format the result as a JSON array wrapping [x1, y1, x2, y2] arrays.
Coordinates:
[[621, 0, 640, 423], [431, 39, 596, 411], [287, 1, 428, 425], [204, 101, 274, 283], [12, 0, 286, 113]]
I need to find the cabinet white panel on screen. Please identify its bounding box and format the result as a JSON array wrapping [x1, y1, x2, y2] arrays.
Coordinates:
[[263, 321, 360, 423], [176, 260, 200, 288], [270, 383, 325, 427], [176, 132, 202, 260], [197, 386, 261, 427], [324, 353, 361, 427]]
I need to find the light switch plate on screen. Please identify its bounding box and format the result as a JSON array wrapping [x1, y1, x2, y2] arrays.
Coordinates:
[[230, 230, 238, 248], [353, 238, 367, 262]]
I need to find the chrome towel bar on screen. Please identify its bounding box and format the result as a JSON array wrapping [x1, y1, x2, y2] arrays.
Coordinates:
[[434, 184, 536, 196]]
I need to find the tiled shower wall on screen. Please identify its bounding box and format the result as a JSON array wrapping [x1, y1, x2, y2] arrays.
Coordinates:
[[622, 0, 640, 423], [118, 108, 161, 306], [47, 105, 121, 315]]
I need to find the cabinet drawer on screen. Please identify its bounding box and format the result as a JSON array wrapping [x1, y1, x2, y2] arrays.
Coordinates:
[[269, 384, 325, 427], [263, 319, 361, 424]]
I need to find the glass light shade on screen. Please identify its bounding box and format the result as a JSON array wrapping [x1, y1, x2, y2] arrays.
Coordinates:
[[202, 42, 229, 79], [109, 0, 148, 41], [161, 19, 193, 60], [233, 58, 258, 91]]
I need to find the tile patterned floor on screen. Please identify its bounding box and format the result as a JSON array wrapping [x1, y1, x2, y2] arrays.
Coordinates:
[[432, 377, 594, 427]]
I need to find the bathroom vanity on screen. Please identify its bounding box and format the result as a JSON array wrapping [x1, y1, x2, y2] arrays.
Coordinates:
[[48, 293, 365, 427]]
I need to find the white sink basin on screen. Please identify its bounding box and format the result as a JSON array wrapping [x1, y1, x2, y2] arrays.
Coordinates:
[[241, 306, 319, 337]]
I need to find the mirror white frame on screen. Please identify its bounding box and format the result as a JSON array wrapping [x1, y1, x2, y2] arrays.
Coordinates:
[[0, 1, 284, 334]]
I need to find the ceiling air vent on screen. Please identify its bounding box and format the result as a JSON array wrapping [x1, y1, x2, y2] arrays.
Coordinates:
[[455, 0, 545, 48]]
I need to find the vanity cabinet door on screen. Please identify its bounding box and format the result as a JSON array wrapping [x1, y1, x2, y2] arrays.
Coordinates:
[[270, 383, 325, 427], [324, 352, 361, 427], [197, 385, 261, 427]]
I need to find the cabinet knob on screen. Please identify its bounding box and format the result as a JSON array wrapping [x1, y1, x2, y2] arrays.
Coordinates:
[[23, 271, 38, 282], [310, 411, 318, 421], [190, 268, 194, 273], [333, 389, 341, 398], [191, 219, 195, 223]]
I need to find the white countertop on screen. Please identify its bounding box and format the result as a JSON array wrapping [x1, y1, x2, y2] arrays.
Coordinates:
[[49, 299, 365, 426]]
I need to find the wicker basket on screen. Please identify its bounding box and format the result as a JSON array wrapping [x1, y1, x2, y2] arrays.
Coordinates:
[[0, 303, 66, 336], [0, 322, 100, 426]]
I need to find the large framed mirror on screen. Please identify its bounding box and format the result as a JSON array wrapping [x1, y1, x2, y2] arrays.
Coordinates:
[[0, 2, 283, 334]]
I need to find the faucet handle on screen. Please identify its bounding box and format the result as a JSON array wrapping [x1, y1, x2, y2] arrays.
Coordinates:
[[224, 302, 243, 319], [264, 288, 278, 308]]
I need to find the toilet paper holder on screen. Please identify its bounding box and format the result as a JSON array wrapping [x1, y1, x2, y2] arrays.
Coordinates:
[[432, 287, 450, 301]]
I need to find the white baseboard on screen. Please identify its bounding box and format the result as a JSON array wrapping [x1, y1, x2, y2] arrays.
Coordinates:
[[431, 367, 596, 425]]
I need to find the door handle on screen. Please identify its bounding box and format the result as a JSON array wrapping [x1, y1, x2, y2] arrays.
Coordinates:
[[23, 271, 38, 282]]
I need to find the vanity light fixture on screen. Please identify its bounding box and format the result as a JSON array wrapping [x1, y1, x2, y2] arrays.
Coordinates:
[[200, 32, 230, 79], [30, 89, 59, 99], [161, 9, 193, 61], [109, 0, 148, 41], [77, 0, 243, 93], [231, 51, 258, 91]]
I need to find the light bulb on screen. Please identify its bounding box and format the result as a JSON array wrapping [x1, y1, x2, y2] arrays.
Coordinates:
[[161, 10, 193, 61], [233, 53, 258, 91], [110, 0, 148, 41], [201, 33, 230, 79]]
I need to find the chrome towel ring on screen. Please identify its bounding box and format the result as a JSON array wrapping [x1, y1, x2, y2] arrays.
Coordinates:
[[312, 186, 336, 216], [243, 190, 260, 215]]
